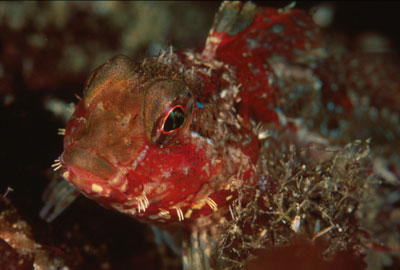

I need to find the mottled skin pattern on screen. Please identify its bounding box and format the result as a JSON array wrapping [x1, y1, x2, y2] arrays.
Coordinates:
[[59, 2, 324, 226], [52, 1, 400, 269]]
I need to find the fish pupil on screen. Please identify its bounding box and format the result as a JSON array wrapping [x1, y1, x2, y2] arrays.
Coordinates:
[[163, 106, 185, 132]]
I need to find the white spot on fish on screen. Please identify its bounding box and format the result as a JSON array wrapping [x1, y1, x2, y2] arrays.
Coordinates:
[[132, 145, 149, 169], [91, 184, 103, 193]]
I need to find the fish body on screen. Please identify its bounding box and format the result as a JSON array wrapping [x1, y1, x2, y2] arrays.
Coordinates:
[[60, 2, 386, 226], [57, 2, 326, 226], [49, 2, 400, 269], [60, 2, 266, 223]]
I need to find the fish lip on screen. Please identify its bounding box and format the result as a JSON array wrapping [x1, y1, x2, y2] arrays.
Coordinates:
[[60, 160, 142, 203], [60, 163, 109, 192], [60, 146, 117, 181], [59, 149, 111, 194], [61, 164, 150, 216]]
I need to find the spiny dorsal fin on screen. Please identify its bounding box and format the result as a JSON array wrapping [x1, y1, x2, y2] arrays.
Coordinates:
[[202, 1, 258, 60]]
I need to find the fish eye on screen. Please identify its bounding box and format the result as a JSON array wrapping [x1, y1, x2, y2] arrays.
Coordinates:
[[143, 79, 193, 145], [151, 95, 192, 145], [162, 105, 185, 133]]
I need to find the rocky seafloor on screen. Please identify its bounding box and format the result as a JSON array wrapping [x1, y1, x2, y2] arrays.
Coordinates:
[[0, 2, 400, 270]]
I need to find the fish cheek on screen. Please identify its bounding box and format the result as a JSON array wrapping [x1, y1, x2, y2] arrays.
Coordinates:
[[164, 147, 210, 198]]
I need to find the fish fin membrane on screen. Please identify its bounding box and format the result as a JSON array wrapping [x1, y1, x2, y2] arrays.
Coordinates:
[[40, 175, 79, 222], [211, 1, 257, 36]]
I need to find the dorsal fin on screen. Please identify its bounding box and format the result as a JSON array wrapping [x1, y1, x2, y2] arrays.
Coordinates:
[[202, 1, 258, 61]]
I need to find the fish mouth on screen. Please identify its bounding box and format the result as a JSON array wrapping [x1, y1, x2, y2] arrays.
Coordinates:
[[60, 146, 146, 207], [59, 155, 150, 218], [61, 147, 116, 180], [60, 146, 117, 196], [59, 163, 111, 198]]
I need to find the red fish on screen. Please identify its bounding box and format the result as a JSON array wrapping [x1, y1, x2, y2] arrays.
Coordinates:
[[54, 2, 324, 226], [46, 1, 400, 269]]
